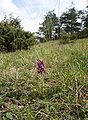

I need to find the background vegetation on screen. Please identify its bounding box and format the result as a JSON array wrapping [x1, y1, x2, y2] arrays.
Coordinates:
[[0, 14, 36, 52], [38, 4, 88, 42], [0, 3, 88, 51]]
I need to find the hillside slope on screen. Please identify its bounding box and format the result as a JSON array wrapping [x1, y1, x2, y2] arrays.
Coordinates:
[[0, 39, 88, 120]]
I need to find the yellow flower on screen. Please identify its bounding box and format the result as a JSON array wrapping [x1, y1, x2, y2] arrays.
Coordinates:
[[83, 99, 88, 103]]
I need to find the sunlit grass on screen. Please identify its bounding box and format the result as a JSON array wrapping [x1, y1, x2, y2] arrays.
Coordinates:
[[0, 39, 88, 119]]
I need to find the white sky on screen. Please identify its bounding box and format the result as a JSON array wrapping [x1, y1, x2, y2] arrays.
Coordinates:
[[0, 0, 87, 32]]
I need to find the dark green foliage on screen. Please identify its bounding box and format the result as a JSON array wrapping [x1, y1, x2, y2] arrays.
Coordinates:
[[60, 4, 88, 40], [82, 6, 88, 38], [60, 5, 81, 34], [60, 32, 70, 44], [39, 10, 59, 41], [38, 3, 88, 42], [0, 14, 36, 52]]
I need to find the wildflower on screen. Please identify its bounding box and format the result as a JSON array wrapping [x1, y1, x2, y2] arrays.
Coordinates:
[[37, 59, 45, 75], [83, 99, 88, 103]]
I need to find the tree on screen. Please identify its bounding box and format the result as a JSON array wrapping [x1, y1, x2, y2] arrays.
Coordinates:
[[39, 10, 59, 41], [82, 6, 88, 37], [60, 4, 81, 35]]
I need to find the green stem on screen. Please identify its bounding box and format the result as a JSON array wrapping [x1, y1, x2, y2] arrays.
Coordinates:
[[41, 77, 45, 95]]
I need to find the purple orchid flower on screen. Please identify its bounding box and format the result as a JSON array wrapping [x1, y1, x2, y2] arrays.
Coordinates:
[[37, 59, 45, 75]]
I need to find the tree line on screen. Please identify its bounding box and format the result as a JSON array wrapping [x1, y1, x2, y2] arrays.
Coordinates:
[[38, 3, 88, 42], [0, 3, 88, 52]]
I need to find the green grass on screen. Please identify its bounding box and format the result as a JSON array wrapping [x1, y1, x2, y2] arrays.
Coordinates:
[[0, 39, 88, 120]]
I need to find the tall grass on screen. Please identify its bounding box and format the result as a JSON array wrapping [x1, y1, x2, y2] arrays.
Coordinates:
[[0, 39, 88, 120]]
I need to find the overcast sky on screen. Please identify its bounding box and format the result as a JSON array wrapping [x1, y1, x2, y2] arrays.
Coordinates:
[[0, 0, 87, 32]]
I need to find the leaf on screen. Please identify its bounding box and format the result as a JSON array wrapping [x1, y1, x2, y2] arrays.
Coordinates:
[[84, 118, 88, 120], [6, 112, 13, 120], [0, 97, 4, 105]]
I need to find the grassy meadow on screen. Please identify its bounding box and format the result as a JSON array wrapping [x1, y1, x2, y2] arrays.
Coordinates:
[[0, 39, 88, 120]]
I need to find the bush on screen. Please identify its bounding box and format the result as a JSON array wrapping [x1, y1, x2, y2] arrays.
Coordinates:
[[60, 33, 70, 44], [0, 15, 36, 52], [70, 33, 77, 40]]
